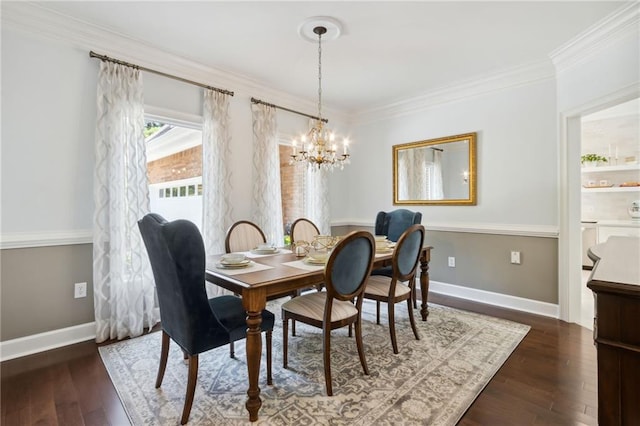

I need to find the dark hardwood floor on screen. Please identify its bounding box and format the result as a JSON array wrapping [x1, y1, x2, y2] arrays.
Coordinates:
[[1, 293, 597, 425]]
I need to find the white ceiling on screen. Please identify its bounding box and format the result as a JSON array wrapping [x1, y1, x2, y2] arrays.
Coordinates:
[[34, 1, 627, 113]]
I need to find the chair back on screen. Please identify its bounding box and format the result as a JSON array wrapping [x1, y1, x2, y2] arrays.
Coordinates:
[[291, 218, 320, 243], [324, 231, 375, 301], [393, 224, 425, 281], [138, 213, 224, 354], [225, 220, 266, 253], [375, 209, 422, 242]]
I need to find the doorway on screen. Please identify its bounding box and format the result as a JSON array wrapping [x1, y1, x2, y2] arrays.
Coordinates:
[[560, 94, 640, 327]]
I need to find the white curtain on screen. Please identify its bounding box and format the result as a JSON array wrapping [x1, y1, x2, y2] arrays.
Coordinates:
[[202, 90, 232, 253], [251, 104, 284, 245], [430, 149, 444, 200], [304, 166, 331, 235], [202, 90, 233, 296], [93, 61, 160, 343]]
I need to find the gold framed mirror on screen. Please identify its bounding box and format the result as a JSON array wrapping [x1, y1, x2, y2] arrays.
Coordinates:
[[393, 132, 476, 205]]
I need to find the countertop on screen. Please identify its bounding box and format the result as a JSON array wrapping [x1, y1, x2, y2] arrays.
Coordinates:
[[588, 236, 640, 287]]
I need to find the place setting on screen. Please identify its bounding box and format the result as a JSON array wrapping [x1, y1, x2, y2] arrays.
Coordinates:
[[213, 253, 273, 275], [248, 243, 287, 257], [282, 247, 329, 271], [374, 235, 395, 256]]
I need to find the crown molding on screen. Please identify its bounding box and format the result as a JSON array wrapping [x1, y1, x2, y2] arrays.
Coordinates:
[[352, 60, 555, 125], [550, 2, 640, 74], [1, 2, 349, 123]]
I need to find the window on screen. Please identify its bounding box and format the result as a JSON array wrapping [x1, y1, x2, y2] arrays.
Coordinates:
[[145, 119, 203, 231]]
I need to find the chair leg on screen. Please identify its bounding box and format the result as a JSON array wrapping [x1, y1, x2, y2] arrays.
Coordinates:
[[263, 330, 273, 386], [156, 331, 170, 388], [376, 301, 381, 325], [348, 324, 353, 337], [355, 316, 369, 376], [413, 286, 418, 309], [229, 340, 235, 358], [283, 316, 289, 369], [407, 298, 420, 341], [322, 323, 333, 396], [182, 350, 188, 360], [181, 354, 198, 425], [388, 302, 399, 354], [292, 319, 296, 336]]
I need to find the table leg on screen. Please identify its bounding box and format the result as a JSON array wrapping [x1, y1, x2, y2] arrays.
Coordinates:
[[419, 249, 431, 321], [242, 289, 266, 422]]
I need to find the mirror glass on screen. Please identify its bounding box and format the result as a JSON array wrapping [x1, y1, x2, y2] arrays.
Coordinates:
[[393, 132, 476, 205]]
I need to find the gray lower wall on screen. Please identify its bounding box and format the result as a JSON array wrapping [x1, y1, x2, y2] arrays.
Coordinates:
[[333, 226, 558, 304], [1, 244, 94, 341], [0, 229, 558, 342]]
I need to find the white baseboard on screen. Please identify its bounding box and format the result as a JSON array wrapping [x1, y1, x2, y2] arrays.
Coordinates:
[[426, 281, 560, 318], [0, 322, 96, 362], [0, 281, 558, 362]]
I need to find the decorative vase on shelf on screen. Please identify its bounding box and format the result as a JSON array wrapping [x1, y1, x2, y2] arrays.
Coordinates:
[[629, 200, 640, 220]]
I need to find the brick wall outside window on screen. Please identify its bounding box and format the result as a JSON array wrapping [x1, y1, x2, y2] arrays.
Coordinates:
[[147, 145, 202, 184]]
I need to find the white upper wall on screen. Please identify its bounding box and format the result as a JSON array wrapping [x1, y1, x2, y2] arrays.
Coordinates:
[[1, 4, 637, 240], [336, 78, 559, 227]]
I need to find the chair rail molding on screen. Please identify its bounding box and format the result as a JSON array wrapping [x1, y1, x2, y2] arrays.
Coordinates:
[[331, 219, 558, 238], [0, 230, 93, 249]]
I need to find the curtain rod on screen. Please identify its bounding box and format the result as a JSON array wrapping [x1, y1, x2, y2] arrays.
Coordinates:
[[251, 97, 328, 123], [89, 51, 234, 96], [430, 147, 444, 152]]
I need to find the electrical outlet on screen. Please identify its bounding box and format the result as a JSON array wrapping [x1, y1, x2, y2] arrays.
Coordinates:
[[510, 251, 521, 265], [74, 282, 87, 298], [448, 256, 456, 267]]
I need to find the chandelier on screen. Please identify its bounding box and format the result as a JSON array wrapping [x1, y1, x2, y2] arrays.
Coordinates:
[[290, 25, 350, 171]]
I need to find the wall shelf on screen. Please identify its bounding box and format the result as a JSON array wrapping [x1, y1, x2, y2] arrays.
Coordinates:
[[582, 186, 640, 193], [581, 164, 640, 173]]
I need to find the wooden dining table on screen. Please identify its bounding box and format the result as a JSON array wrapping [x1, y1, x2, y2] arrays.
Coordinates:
[[205, 244, 433, 422]]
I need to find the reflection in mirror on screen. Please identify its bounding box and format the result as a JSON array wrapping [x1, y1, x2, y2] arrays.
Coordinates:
[[393, 132, 476, 205]]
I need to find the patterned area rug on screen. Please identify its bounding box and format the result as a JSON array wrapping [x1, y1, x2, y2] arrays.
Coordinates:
[[99, 301, 529, 425]]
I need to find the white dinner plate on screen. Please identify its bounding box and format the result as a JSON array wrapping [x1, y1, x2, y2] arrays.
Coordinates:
[[216, 261, 252, 269], [221, 259, 250, 266], [376, 247, 393, 254], [304, 257, 327, 265], [251, 247, 279, 254]]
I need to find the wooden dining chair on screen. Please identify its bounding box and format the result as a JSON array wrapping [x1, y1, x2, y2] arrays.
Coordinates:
[[290, 217, 320, 243], [225, 220, 267, 253], [364, 224, 425, 354], [281, 230, 375, 396], [225, 219, 298, 346], [138, 213, 274, 424], [290, 217, 324, 315]]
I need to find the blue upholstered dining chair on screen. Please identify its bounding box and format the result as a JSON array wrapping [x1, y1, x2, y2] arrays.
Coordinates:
[[281, 230, 375, 396], [138, 213, 275, 425], [364, 224, 425, 354], [372, 209, 422, 278]]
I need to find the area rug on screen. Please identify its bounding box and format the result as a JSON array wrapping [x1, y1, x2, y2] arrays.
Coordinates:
[[99, 301, 530, 425]]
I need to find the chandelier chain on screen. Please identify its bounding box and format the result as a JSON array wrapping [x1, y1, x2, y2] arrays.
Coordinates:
[[317, 30, 322, 121]]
